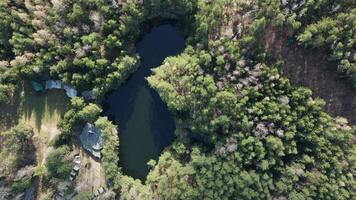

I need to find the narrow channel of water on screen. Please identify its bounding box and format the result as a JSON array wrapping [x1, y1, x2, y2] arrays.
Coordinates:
[[103, 24, 185, 180]]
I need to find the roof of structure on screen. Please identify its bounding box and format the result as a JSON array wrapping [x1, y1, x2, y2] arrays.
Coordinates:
[[80, 123, 103, 159], [63, 84, 77, 98], [31, 81, 44, 92], [43, 79, 78, 98], [45, 80, 63, 90], [82, 90, 95, 100]]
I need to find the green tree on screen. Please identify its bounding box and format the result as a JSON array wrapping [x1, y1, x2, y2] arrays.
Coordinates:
[[0, 124, 34, 179], [0, 0, 13, 59], [45, 146, 72, 184], [94, 117, 120, 185]]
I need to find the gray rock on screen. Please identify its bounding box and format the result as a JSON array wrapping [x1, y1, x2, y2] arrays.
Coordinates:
[[216, 81, 224, 91], [278, 96, 290, 105], [226, 143, 237, 153], [232, 70, 240, 76], [236, 83, 244, 90], [240, 79, 249, 86], [254, 63, 262, 70], [249, 70, 262, 77], [15, 165, 35, 181], [218, 45, 225, 53], [255, 123, 269, 137], [268, 123, 275, 132], [295, 168, 304, 176], [224, 64, 231, 71], [276, 129, 284, 138], [237, 59, 246, 67], [273, 196, 287, 200]]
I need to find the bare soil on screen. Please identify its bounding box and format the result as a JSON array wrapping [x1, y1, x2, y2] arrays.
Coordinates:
[[74, 147, 107, 194], [262, 27, 356, 124]]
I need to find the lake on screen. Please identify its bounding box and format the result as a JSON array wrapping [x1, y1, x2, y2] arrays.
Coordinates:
[[103, 24, 185, 180]]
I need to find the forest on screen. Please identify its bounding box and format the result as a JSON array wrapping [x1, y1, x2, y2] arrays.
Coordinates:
[[0, 0, 355, 199]]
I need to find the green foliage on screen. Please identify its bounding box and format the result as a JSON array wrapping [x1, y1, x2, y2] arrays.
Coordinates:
[[147, 36, 355, 199], [190, 0, 241, 45], [297, 9, 356, 87], [149, 61, 216, 137], [257, 0, 355, 87], [118, 175, 151, 199], [45, 146, 72, 184], [94, 117, 120, 184], [77, 103, 102, 122], [11, 176, 32, 193], [72, 191, 92, 200], [55, 97, 101, 145], [0, 0, 13, 59], [0, 84, 13, 104], [0, 124, 34, 179], [258, 0, 353, 29], [93, 55, 139, 99], [0, 0, 141, 98], [0, 0, 355, 199], [143, 0, 195, 19]]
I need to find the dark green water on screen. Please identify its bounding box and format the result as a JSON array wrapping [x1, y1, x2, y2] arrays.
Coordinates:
[[103, 24, 185, 180]]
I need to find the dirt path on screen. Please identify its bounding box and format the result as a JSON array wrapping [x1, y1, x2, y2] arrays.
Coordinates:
[[22, 111, 61, 200], [262, 27, 356, 124], [28, 123, 60, 165], [74, 147, 107, 194]]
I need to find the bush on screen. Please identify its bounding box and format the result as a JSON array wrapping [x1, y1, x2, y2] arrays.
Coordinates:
[[0, 124, 34, 178], [11, 176, 32, 193], [45, 146, 72, 184]]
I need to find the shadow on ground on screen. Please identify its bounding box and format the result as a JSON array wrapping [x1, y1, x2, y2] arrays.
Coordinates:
[[22, 82, 69, 132]]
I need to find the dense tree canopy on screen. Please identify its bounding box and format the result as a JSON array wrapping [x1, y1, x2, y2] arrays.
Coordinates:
[[143, 1, 355, 198], [0, 0, 141, 99], [55, 97, 102, 145], [0, 124, 34, 179], [147, 39, 355, 199], [0, 0, 354, 199]]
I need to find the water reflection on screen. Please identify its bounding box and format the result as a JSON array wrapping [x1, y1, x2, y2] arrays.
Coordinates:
[[103, 24, 185, 180]]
